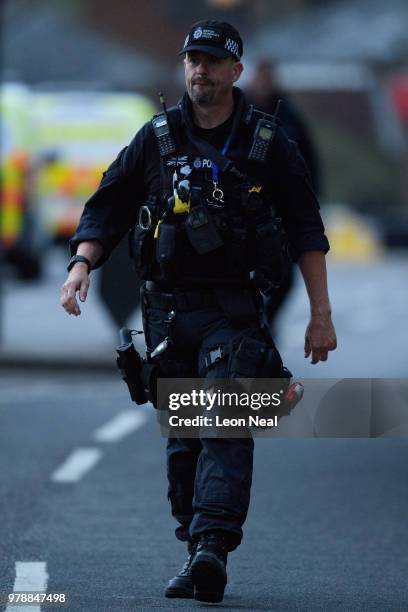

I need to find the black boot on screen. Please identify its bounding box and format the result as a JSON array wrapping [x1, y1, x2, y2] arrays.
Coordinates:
[[164, 541, 197, 598], [190, 533, 229, 603]]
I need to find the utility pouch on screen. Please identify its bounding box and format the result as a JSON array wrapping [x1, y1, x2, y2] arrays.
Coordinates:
[[156, 222, 176, 264], [253, 219, 288, 295], [128, 225, 154, 278], [258, 344, 284, 377], [227, 336, 267, 378], [185, 204, 224, 254], [241, 185, 264, 214]]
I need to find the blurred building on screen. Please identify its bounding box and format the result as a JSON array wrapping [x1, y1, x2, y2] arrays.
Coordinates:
[[245, 0, 408, 211], [4, 0, 408, 214], [2, 2, 166, 95]]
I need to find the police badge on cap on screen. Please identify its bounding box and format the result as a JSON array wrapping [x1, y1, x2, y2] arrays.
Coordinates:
[[179, 20, 243, 60]]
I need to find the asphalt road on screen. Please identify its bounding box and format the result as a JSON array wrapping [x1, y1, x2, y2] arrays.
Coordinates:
[[1, 372, 408, 611]]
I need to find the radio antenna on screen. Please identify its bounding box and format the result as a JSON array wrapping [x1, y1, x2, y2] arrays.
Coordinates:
[[158, 91, 168, 115]]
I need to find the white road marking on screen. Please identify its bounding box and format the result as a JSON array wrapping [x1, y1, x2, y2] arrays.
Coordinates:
[[93, 410, 147, 443], [50, 448, 102, 483], [6, 561, 48, 611]]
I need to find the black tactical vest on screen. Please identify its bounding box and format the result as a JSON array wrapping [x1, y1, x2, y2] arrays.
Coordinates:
[[130, 95, 286, 289]]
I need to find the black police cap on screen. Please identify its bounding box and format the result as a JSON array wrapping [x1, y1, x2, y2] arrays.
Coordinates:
[[179, 20, 243, 61]]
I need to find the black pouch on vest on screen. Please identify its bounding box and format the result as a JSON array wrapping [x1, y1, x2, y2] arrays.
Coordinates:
[[156, 222, 176, 264], [128, 225, 154, 279], [256, 219, 282, 260], [254, 219, 287, 295], [185, 204, 224, 255], [241, 186, 264, 214]]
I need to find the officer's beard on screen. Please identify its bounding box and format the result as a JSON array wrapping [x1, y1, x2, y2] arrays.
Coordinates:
[[190, 79, 216, 106]]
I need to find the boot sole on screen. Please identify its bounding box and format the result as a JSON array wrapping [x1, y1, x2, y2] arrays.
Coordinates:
[[191, 556, 227, 603], [165, 586, 194, 599]]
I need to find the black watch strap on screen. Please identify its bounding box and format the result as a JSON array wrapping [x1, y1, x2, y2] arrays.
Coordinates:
[[67, 255, 91, 273]]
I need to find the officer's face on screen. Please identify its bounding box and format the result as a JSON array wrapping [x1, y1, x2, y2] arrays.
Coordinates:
[[184, 51, 243, 106]]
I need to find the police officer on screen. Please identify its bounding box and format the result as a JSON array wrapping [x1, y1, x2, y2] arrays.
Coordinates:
[[61, 20, 337, 604]]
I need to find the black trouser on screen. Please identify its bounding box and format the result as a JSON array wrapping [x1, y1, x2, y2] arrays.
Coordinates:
[[143, 287, 264, 552]]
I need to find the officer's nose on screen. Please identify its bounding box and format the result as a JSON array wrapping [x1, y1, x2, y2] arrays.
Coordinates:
[[196, 56, 209, 74], [195, 61, 208, 75]]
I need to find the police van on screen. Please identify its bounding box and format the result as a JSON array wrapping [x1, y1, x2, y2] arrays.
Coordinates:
[[31, 90, 155, 242], [0, 83, 155, 277], [0, 83, 41, 278]]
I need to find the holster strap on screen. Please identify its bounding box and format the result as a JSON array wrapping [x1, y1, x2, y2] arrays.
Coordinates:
[[205, 345, 229, 369]]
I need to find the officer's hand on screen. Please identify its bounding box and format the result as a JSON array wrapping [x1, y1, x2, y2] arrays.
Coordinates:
[[60, 263, 90, 316], [304, 314, 337, 364]]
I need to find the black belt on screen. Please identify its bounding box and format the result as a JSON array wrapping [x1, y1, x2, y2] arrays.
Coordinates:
[[143, 285, 217, 312]]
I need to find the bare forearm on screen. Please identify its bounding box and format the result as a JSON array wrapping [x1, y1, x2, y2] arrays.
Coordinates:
[[297, 250, 337, 363], [76, 240, 103, 269], [62, 240, 102, 316], [297, 250, 331, 316]]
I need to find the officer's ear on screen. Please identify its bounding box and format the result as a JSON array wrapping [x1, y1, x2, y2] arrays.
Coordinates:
[[232, 60, 244, 83]]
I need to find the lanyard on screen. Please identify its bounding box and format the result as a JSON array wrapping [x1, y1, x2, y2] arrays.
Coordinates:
[[211, 135, 232, 183], [209, 134, 232, 206]]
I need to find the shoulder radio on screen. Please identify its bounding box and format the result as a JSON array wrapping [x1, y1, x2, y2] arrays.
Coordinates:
[[151, 92, 177, 157], [152, 113, 176, 157], [248, 100, 281, 163]]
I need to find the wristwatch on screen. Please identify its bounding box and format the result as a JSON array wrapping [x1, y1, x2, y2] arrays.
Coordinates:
[[67, 255, 92, 273]]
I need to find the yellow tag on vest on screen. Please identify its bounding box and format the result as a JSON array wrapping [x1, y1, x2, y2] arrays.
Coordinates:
[[173, 194, 190, 214], [154, 218, 163, 239]]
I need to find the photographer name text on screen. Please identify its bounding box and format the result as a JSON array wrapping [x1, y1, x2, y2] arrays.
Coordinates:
[[168, 414, 278, 428]]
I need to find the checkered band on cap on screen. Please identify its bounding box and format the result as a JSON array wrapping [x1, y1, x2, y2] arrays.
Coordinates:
[[224, 37, 240, 59], [180, 20, 243, 59]]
